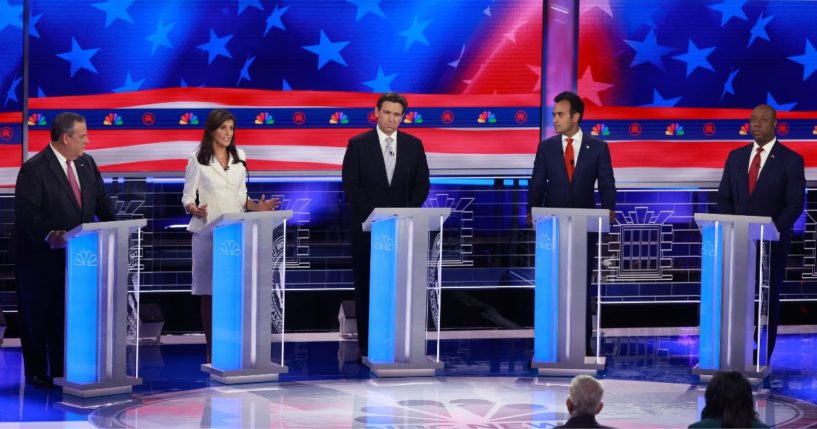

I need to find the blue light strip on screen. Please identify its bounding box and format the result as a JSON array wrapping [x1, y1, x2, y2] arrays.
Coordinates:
[[533, 217, 559, 362], [212, 223, 244, 371], [65, 232, 100, 383], [430, 178, 495, 186], [368, 217, 398, 363], [698, 222, 723, 370]]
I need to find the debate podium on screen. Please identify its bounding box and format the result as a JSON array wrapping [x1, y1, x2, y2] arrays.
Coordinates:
[[530, 207, 609, 376], [362, 207, 451, 377], [200, 210, 293, 384], [693, 213, 778, 382], [55, 219, 147, 398]]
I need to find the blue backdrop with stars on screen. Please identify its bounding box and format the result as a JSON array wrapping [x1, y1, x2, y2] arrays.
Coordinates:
[[579, 0, 817, 111], [22, 0, 525, 97]]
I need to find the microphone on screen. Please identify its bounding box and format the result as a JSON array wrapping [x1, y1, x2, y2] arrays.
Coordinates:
[[389, 150, 395, 156]]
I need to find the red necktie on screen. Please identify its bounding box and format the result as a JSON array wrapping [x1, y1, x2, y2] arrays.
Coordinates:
[[564, 137, 575, 182], [748, 147, 763, 195], [66, 160, 82, 208]]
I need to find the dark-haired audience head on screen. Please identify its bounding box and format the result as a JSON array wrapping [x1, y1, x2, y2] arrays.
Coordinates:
[[701, 371, 759, 428], [567, 374, 605, 417], [50, 112, 89, 161], [552, 91, 584, 137], [197, 108, 240, 166]]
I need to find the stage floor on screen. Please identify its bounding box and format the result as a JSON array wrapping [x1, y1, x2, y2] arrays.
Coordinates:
[[1, 330, 817, 428]]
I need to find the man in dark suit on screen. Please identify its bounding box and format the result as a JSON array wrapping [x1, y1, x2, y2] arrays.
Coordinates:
[[528, 91, 617, 356], [555, 375, 612, 429], [342, 92, 430, 358], [13, 112, 116, 386], [716, 104, 805, 362]]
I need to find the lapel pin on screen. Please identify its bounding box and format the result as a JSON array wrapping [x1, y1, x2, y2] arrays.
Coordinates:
[[585, 145, 589, 149]]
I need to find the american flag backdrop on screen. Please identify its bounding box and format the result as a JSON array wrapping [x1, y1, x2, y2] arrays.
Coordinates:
[[0, 0, 543, 186], [578, 0, 817, 183]]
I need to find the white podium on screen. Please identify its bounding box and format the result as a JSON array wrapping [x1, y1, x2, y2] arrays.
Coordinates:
[[530, 207, 609, 376], [200, 210, 292, 384], [55, 219, 147, 398], [362, 207, 451, 377], [693, 213, 778, 382]]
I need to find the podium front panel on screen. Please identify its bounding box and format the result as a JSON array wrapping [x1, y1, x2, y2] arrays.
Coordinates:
[[534, 216, 559, 363], [212, 223, 244, 371], [699, 221, 724, 370], [66, 231, 100, 383], [368, 217, 398, 364]]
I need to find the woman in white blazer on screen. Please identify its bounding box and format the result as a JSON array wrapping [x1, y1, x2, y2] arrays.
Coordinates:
[[182, 109, 279, 361]]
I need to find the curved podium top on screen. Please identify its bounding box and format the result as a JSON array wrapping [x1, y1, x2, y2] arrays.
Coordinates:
[[199, 210, 294, 235], [65, 219, 148, 239], [362, 208, 451, 232], [694, 213, 779, 241]]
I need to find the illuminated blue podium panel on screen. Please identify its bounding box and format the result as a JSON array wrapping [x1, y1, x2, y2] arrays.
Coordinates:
[[694, 213, 778, 383], [55, 219, 147, 398], [200, 210, 293, 385], [362, 208, 451, 377], [531, 207, 609, 376]]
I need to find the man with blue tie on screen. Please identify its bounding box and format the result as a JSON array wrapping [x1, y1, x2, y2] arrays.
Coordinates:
[[716, 104, 805, 362], [342, 92, 431, 360], [528, 91, 617, 356]]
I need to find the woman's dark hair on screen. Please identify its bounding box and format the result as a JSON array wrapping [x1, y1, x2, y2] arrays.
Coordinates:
[[196, 109, 241, 166], [700, 371, 759, 428]]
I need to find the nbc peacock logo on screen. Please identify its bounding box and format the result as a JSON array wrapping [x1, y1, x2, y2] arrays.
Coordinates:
[[103, 113, 123, 126], [477, 111, 496, 124], [179, 112, 199, 125], [665, 123, 684, 136], [255, 112, 275, 125], [27, 113, 47, 126], [329, 111, 349, 124], [813, 125, 817, 135], [739, 122, 750, 135], [591, 123, 610, 136], [403, 111, 423, 124]]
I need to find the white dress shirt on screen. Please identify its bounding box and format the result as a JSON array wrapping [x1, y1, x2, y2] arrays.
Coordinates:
[[748, 138, 775, 173], [561, 129, 583, 165]]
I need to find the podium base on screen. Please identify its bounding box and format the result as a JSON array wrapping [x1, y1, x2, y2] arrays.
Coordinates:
[[54, 377, 141, 398], [692, 364, 771, 385], [363, 356, 443, 378], [532, 356, 606, 377], [201, 363, 289, 385]]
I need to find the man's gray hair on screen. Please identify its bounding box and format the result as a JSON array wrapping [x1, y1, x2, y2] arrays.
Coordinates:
[[568, 375, 604, 415]]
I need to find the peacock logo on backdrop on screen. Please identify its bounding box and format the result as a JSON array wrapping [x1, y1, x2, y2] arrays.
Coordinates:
[[104, 113, 123, 126], [179, 113, 199, 125], [591, 123, 610, 136], [330, 111, 349, 124]]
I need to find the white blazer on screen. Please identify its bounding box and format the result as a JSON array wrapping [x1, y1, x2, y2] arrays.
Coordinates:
[[182, 149, 248, 233]]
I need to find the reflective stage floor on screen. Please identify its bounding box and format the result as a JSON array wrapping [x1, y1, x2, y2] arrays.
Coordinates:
[[2, 330, 817, 428]]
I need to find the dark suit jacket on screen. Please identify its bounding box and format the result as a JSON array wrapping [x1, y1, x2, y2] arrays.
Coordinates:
[[13, 145, 116, 262], [528, 133, 616, 211], [715, 141, 805, 241], [341, 128, 430, 230], [555, 414, 612, 429]]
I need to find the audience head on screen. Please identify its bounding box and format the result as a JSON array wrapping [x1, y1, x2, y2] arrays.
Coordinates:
[[566, 374, 605, 417], [701, 370, 759, 428]]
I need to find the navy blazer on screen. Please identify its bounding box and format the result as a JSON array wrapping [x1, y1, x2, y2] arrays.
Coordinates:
[[716, 141, 805, 241], [13, 145, 116, 258], [341, 128, 431, 230], [528, 133, 616, 211]]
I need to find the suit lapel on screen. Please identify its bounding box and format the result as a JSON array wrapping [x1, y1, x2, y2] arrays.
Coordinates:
[[45, 146, 81, 212], [75, 157, 93, 213], [366, 130, 389, 186], [573, 139, 592, 181], [549, 138, 570, 182], [753, 142, 780, 195], [735, 145, 752, 200]]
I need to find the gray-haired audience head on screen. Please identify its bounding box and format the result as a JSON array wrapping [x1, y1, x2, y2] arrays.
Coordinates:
[[567, 375, 605, 416]]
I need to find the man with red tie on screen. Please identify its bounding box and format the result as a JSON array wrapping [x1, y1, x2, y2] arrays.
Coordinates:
[[12, 112, 116, 386], [528, 91, 617, 356], [716, 104, 805, 362]]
